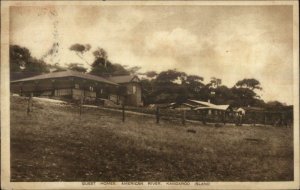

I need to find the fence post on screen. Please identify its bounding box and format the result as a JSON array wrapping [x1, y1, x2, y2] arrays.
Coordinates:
[[281, 112, 285, 127], [156, 107, 160, 124], [182, 110, 186, 125], [79, 96, 83, 117], [122, 104, 125, 122], [202, 111, 207, 125], [253, 112, 256, 126], [27, 93, 33, 115], [222, 111, 226, 125]]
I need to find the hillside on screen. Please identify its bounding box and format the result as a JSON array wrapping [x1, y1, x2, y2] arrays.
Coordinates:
[[10, 96, 293, 181]]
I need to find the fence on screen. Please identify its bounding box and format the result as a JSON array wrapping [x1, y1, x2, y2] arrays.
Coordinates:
[[99, 105, 293, 127], [24, 95, 293, 127]]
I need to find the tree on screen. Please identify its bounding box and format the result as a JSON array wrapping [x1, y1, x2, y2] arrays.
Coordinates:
[[209, 77, 222, 89], [10, 45, 31, 72], [235, 78, 262, 90], [69, 43, 91, 65], [10, 45, 49, 75], [155, 69, 187, 84], [111, 64, 130, 76], [231, 78, 263, 107], [145, 71, 157, 78], [90, 58, 109, 76], [70, 44, 91, 53], [141, 69, 206, 104], [139, 70, 272, 108], [67, 63, 87, 73], [90, 59, 130, 76], [140, 78, 153, 93], [264, 101, 286, 110], [23, 58, 50, 73], [93, 47, 108, 60], [90, 47, 130, 76], [152, 70, 188, 103], [231, 86, 259, 107], [210, 85, 236, 105], [140, 78, 157, 105], [93, 47, 108, 67], [185, 75, 204, 95], [127, 66, 141, 75]]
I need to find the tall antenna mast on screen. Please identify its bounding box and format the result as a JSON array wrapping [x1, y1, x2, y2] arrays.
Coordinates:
[[40, 8, 60, 64]]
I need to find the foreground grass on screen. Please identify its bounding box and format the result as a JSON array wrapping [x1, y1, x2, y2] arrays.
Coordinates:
[[10, 96, 293, 181]]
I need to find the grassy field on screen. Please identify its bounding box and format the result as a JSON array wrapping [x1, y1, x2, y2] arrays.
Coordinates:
[[10, 96, 293, 181]]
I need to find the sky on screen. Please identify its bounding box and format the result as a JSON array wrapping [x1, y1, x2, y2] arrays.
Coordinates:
[[10, 5, 294, 104]]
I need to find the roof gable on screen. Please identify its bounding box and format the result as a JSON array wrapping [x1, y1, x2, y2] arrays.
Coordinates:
[[107, 75, 140, 84]]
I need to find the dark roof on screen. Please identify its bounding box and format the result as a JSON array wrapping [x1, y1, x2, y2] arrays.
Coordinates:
[[107, 75, 139, 84], [10, 72, 41, 81], [11, 70, 118, 85]]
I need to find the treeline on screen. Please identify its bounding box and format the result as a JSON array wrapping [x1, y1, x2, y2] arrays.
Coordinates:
[[140, 71, 263, 106], [10, 44, 132, 77], [10, 44, 289, 108], [141, 72, 290, 110]]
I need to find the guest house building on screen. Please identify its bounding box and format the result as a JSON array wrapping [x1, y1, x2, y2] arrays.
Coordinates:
[[10, 70, 143, 106]]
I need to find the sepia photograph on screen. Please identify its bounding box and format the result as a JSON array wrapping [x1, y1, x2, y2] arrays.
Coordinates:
[[1, 0, 299, 189]]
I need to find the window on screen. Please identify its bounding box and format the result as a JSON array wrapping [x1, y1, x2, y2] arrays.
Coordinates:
[[89, 86, 94, 92], [132, 85, 136, 94], [75, 84, 80, 89]]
